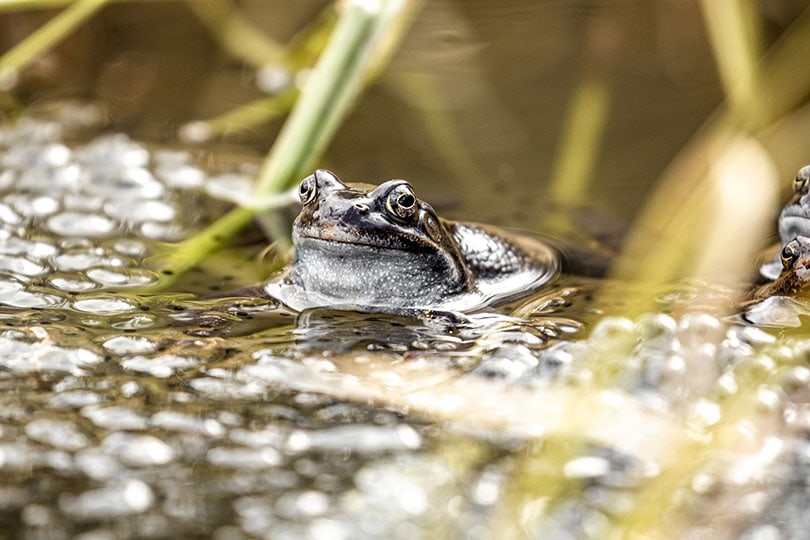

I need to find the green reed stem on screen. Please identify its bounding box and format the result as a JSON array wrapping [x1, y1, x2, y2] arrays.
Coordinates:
[[149, 0, 421, 284], [0, 0, 109, 89]]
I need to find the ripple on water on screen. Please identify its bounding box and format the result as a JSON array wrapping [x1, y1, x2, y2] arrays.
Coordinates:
[[58, 479, 154, 522], [47, 212, 116, 238]]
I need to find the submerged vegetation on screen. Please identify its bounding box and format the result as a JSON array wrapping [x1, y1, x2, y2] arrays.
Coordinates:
[[1, 0, 810, 538]]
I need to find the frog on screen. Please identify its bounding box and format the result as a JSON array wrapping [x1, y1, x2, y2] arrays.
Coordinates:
[[760, 165, 810, 280], [753, 236, 810, 300], [263, 169, 560, 312]]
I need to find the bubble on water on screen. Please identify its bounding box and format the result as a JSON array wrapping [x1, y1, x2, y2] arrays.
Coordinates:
[[104, 198, 176, 223], [53, 249, 123, 271], [139, 221, 187, 241], [472, 344, 538, 381], [81, 405, 148, 430], [155, 163, 205, 188], [102, 336, 157, 355], [189, 377, 268, 400], [0, 336, 102, 375], [5, 193, 60, 218], [63, 193, 104, 212], [75, 134, 150, 168], [111, 238, 149, 257], [207, 446, 282, 469], [47, 390, 105, 409], [121, 381, 142, 397], [0, 237, 55, 260], [274, 490, 330, 520], [286, 424, 421, 454], [25, 419, 89, 451], [101, 433, 175, 467], [121, 354, 197, 378], [72, 296, 136, 314], [48, 276, 100, 293], [2, 143, 71, 169], [21, 503, 57, 527], [58, 478, 154, 521], [74, 449, 123, 481], [588, 317, 636, 351], [0, 202, 20, 224], [83, 167, 164, 199], [151, 410, 225, 437], [86, 267, 157, 288], [0, 254, 49, 276], [229, 426, 287, 449], [47, 212, 116, 238], [18, 163, 82, 192]]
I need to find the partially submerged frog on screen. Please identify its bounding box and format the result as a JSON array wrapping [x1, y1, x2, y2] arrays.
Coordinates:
[[264, 170, 560, 312], [760, 165, 810, 280]]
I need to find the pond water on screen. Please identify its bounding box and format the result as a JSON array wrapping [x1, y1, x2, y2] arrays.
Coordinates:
[[2, 1, 810, 539]]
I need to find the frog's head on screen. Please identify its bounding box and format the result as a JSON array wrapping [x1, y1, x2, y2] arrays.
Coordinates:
[[779, 235, 810, 284], [288, 170, 471, 306]]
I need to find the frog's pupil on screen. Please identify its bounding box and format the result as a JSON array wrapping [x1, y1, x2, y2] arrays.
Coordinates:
[[398, 193, 415, 208]]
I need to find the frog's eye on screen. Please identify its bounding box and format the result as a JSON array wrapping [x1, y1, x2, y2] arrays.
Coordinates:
[[781, 240, 800, 270], [298, 176, 317, 205], [793, 166, 810, 193], [385, 184, 418, 221]]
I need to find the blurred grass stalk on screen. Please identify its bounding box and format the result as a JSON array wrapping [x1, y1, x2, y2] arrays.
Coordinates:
[[151, 0, 422, 282], [609, 2, 810, 316], [0, 0, 109, 90]]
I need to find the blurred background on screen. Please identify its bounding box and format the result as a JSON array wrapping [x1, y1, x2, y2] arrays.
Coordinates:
[[9, 0, 805, 230]]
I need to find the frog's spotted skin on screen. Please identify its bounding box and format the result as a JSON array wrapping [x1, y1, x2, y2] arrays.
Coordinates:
[[264, 170, 559, 312], [761, 165, 810, 280]]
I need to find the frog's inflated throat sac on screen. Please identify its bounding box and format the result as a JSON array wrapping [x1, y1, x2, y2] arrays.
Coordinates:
[[264, 169, 560, 312]]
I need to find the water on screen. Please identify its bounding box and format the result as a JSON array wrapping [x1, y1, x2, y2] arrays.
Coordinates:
[[0, 106, 807, 539]]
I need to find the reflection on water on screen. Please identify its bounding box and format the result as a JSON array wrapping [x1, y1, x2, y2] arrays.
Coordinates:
[[0, 107, 808, 539]]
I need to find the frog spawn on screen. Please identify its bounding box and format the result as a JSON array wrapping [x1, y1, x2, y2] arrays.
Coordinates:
[[0, 107, 809, 538]]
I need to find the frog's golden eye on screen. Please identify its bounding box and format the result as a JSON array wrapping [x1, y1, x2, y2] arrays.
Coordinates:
[[298, 176, 317, 205], [781, 240, 800, 270], [385, 184, 418, 221], [793, 165, 810, 193]]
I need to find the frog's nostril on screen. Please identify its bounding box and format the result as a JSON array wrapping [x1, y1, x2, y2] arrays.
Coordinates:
[[354, 202, 369, 213]]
